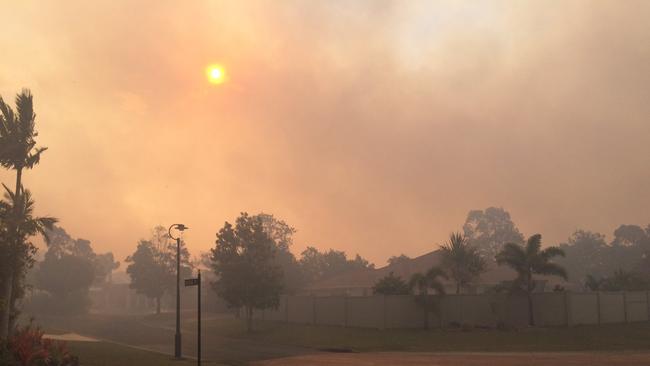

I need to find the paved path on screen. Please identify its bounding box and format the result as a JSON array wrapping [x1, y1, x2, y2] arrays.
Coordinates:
[[253, 351, 650, 366]]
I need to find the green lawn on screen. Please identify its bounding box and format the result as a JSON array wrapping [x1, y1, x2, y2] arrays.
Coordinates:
[[34, 312, 650, 357], [67, 341, 224, 366], [214, 318, 650, 353]]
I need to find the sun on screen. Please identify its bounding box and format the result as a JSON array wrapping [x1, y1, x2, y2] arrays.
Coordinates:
[[206, 64, 226, 84]]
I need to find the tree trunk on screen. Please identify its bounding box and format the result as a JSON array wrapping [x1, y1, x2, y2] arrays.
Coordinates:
[[0, 168, 22, 339], [156, 297, 161, 314], [527, 272, 534, 326], [456, 282, 460, 295], [0, 271, 13, 339], [246, 306, 253, 332]]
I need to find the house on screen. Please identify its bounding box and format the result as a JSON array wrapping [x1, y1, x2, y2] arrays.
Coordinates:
[[300, 249, 569, 296]]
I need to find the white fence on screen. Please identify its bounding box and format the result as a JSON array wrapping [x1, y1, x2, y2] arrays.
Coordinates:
[[251, 291, 650, 329]]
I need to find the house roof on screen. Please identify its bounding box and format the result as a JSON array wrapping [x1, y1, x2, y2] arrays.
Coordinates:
[[304, 249, 568, 291]]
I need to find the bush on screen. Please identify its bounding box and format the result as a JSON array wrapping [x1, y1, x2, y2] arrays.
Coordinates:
[[2, 321, 79, 366], [24, 290, 91, 316]]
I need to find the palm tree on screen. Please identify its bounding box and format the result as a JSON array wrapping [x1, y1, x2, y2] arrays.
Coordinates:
[[0, 89, 48, 338], [496, 234, 567, 326], [440, 232, 487, 294], [409, 267, 447, 329], [0, 185, 56, 332]]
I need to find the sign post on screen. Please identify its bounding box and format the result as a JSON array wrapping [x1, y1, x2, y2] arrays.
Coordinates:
[[184, 271, 201, 366]]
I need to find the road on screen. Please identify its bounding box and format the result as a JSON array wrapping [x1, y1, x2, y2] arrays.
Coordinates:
[[253, 352, 650, 366]]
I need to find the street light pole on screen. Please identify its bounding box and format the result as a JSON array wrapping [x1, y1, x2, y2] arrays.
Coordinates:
[[168, 223, 188, 359]]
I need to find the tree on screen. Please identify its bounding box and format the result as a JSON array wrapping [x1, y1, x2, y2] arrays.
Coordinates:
[[439, 232, 486, 294], [372, 272, 410, 295], [257, 213, 303, 293], [557, 230, 610, 287], [125, 241, 170, 314], [0, 89, 48, 338], [94, 252, 120, 285], [299, 247, 374, 283], [125, 226, 191, 314], [609, 224, 649, 272], [210, 213, 283, 331], [43, 226, 119, 286], [585, 270, 648, 292], [0, 186, 55, 333], [496, 234, 567, 326], [35, 252, 95, 314], [408, 267, 447, 329], [387, 254, 411, 267], [463, 207, 524, 260]]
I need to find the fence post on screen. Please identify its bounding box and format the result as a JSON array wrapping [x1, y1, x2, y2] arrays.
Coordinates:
[[623, 292, 628, 323], [564, 291, 572, 327], [382, 295, 387, 330], [344, 295, 348, 328], [596, 292, 601, 325], [646, 291, 650, 321]]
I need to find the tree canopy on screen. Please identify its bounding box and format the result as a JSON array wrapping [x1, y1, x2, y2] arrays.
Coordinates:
[[125, 225, 191, 313], [463, 207, 524, 260], [439, 232, 486, 294], [210, 213, 283, 331], [372, 272, 410, 295], [496, 234, 566, 325]]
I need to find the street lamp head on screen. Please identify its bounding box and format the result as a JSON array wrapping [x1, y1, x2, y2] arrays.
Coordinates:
[[168, 223, 189, 240]]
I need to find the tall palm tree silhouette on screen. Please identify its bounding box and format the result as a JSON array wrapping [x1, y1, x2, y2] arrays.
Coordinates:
[[0, 90, 48, 337]]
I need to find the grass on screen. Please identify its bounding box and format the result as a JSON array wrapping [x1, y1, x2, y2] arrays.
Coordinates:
[[215, 319, 650, 353], [66, 341, 225, 366], [33, 312, 650, 355]]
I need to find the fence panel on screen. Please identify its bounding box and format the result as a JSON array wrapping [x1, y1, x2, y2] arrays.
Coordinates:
[[569, 292, 599, 325], [314, 296, 346, 326], [599, 292, 625, 323]]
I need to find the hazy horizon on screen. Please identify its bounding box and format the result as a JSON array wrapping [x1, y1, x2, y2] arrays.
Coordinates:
[[1, 0, 649, 266]]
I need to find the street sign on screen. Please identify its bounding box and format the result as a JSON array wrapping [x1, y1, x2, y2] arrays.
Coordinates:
[[185, 278, 199, 287]]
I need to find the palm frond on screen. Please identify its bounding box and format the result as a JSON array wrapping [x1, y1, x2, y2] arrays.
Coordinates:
[[535, 262, 568, 280], [540, 246, 565, 260], [526, 234, 542, 256]]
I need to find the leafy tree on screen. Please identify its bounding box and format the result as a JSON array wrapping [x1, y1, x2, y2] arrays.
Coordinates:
[[609, 224, 649, 272], [439, 232, 486, 294], [557, 230, 610, 287], [0, 90, 49, 338], [585, 270, 649, 291], [43, 226, 119, 286], [210, 213, 283, 331], [299, 247, 374, 283], [496, 234, 567, 326], [125, 241, 170, 314], [372, 272, 410, 295], [257, 213, 303, 293], [463, 207, 524, 260], [125, 226, 191, 314], [0, 186, 55, 333], [35, 253, 95, 314], [409, 267, 447, 329], [93, 252, 120, 285], [387, 254, 411, 267]]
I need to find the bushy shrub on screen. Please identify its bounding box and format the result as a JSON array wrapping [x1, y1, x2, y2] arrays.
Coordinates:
[[24, 290, 91, 316], [2, 322, 79, 366]]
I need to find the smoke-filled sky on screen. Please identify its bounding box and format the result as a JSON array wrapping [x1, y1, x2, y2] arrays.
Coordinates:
[[1, 1, 649, 266]]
